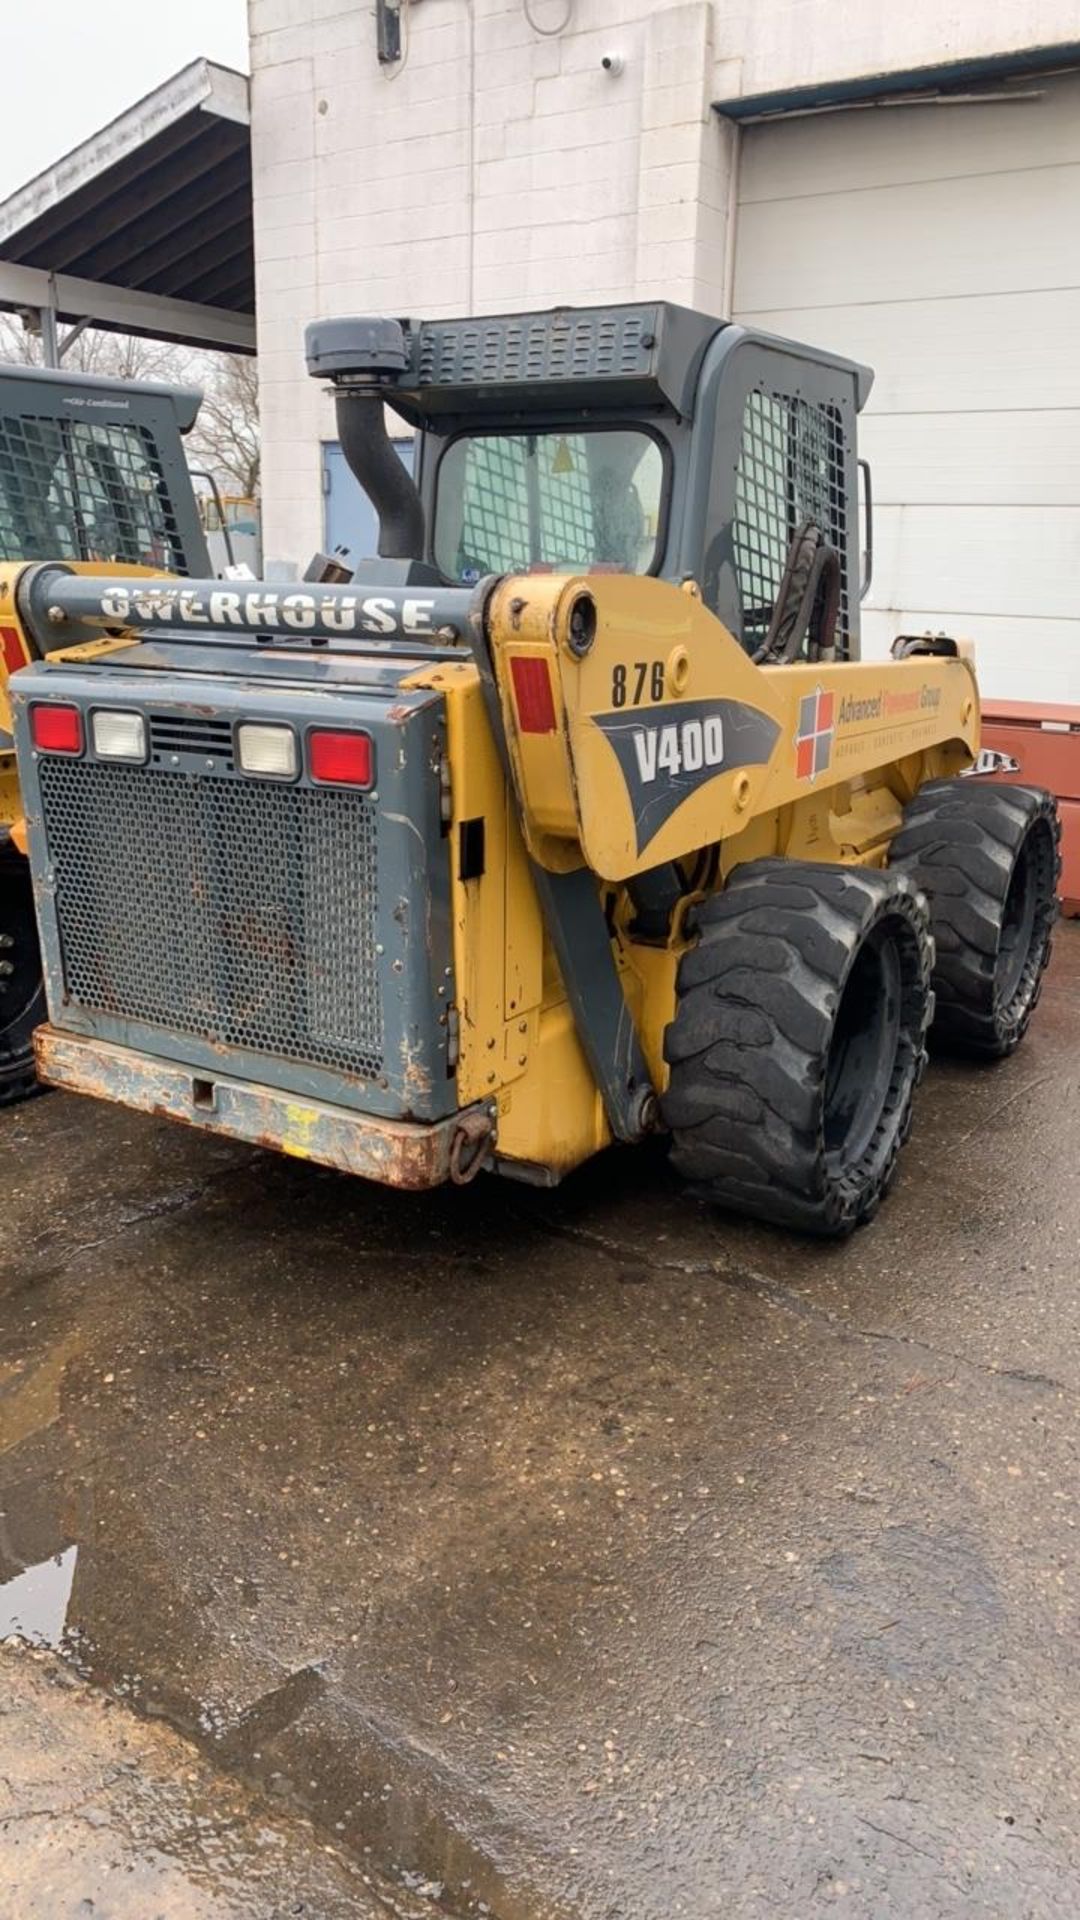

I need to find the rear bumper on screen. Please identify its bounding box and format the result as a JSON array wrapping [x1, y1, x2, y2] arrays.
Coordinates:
[[34, 1026, 495, 1189]]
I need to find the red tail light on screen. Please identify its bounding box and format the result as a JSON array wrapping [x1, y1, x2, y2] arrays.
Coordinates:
[[0, 624, 27, 676], [30, 703, 83, 755], [510, 656, 557, 734], [308, 728, 374, 787]]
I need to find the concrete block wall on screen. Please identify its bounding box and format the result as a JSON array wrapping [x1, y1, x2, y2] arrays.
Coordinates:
[[249, 0, 737, 566], [248, 0, 1080, 568]]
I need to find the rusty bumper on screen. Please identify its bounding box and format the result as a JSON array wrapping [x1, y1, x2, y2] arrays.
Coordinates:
[[34, 1027, 495, 1189]]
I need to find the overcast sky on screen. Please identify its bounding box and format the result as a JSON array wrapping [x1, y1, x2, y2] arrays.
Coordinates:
[[3, 1, 249, 200]]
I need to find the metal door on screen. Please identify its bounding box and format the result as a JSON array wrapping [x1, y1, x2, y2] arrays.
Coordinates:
[[322, 437, 415, 565]]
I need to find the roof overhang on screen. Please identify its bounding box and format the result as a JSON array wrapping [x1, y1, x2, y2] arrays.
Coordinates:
[[713, 40, 1080, 121], [0, 59, 253, 353]]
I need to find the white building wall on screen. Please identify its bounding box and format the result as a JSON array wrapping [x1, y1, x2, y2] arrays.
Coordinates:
[[250, 0, 739, 567], [249, 0, 1080, 575]]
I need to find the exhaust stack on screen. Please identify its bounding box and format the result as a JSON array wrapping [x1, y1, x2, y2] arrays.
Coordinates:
[[305, 317, 425, 562]]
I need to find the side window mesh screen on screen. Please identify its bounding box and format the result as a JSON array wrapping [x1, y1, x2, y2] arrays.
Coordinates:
[[537, 439, 594, 565], [458, 434, 594, 575], [732, 390, 848, 656], [459, 435, 530, 573], [0, 416, 189, 573]]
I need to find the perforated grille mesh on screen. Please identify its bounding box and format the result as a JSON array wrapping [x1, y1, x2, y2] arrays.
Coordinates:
[[39, 760, 382, 1078], [732, 390, 848, 656], [0, 416, 189, 570], [417, 308, 654, 387]]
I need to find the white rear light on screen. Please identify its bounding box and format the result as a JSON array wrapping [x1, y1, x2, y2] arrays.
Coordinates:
[[92, 709, 146, 762], [237, 722, 298, 778]]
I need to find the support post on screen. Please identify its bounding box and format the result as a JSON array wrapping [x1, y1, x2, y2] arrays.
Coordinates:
[[38, 304, 59, 368]]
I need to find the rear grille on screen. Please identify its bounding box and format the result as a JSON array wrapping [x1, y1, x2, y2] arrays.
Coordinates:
[[40, 760, 382, 1079]]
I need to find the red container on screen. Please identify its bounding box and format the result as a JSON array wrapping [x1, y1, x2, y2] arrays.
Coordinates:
[[980, 700, 1080, 917]]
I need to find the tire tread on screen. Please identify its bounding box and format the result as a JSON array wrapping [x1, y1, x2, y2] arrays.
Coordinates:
[[889, 780, 1060, 1057], [662, 860, 934, 1237]]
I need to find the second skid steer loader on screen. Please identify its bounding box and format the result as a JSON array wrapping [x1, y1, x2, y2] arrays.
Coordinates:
[[0, 360, 211, 1102]]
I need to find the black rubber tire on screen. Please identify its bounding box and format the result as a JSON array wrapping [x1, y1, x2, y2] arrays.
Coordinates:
[[0, 850, 46, 1106], [662, 861, 934, 1237], [889, 780, 1060, 1059]]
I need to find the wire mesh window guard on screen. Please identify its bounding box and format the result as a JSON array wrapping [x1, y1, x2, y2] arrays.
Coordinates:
[[0, 416, 189, 571], [732, 390, 848, 656]]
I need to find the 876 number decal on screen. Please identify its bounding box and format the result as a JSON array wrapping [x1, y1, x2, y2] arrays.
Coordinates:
[[611, 660, 665, 708]]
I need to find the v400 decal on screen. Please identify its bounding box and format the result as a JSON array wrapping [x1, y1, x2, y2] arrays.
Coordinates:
[[632, 711, 726, 783], [593, 698, 780, 855]]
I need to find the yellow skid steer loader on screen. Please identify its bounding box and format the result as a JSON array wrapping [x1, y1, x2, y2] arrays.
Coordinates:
[[5, 306, 1060, 1232]]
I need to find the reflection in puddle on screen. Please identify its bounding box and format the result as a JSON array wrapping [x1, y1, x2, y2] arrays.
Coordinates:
[[0, 1330, 82, 1455], [0, 1543, 77, 1646]]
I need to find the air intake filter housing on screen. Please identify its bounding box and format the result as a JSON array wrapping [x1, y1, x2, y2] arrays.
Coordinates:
[[304, 317, 410, 386], [304, 317, 424, 559]]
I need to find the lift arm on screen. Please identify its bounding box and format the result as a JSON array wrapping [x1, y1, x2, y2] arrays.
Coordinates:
[[482, 573, 981, 883]]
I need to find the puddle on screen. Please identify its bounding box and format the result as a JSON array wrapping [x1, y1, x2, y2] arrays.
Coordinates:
[[0, 1543, 77, 1646]]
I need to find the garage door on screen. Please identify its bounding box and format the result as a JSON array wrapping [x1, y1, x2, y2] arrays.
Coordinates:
[[732, 71, 1080, 702]]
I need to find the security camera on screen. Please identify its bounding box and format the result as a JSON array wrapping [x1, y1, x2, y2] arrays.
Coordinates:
[[601, 53, 625, 76]]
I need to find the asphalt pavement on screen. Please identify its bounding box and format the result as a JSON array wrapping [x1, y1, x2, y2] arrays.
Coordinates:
[[1, 923, 1078, 1918]]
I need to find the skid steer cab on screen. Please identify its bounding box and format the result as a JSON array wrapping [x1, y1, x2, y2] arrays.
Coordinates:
[[9, 304, 1060, 1234]]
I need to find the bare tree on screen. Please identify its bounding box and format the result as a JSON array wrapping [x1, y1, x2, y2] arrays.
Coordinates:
[[186, 353, 260, 498], [0, 312, 193, 381], [67, 329, 198, 384], [0, 312, 47, 365]]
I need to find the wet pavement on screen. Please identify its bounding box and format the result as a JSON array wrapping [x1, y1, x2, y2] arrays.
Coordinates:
[[1, 923, 1078, 1919], [0, 1646, 382, 1917]]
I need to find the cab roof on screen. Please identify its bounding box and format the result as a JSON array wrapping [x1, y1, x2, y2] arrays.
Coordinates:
[[0, 360, 203, 433]]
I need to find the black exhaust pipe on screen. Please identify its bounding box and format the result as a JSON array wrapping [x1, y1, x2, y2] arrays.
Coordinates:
[[305, 316, 425, 562]]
